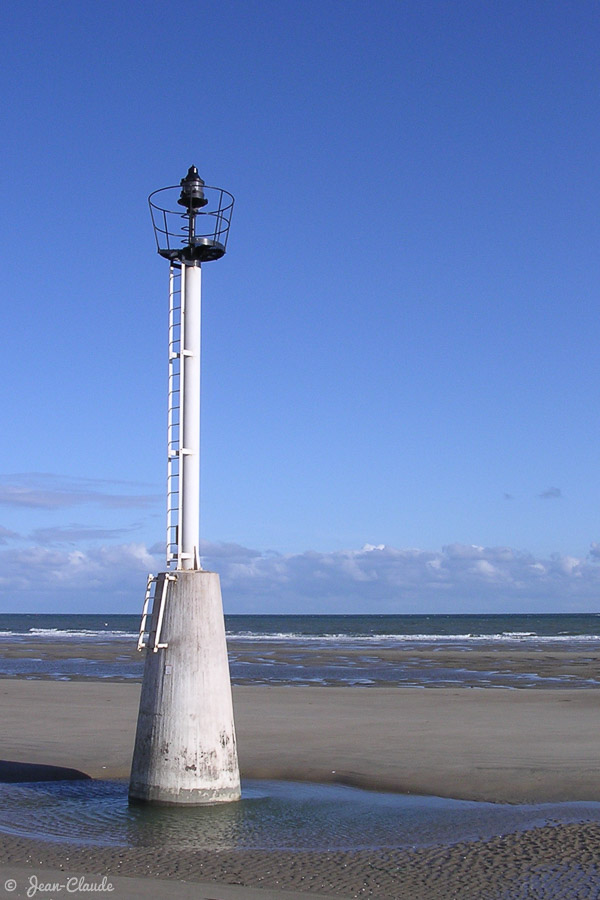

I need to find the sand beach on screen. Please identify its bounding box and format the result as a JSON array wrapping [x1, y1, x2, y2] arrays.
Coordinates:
[[1, 680, 598, 802], [0, 669, 599, 898]]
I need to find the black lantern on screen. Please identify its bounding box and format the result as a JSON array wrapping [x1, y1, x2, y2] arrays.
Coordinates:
[[178, 166, 208, 209]]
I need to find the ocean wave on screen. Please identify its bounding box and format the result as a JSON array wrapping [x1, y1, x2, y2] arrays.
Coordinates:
[[0, 628, 138, 640], [226, 631, 600, 643]]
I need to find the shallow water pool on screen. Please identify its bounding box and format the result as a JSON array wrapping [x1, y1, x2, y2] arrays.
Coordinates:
[[1, 779, 600, 852]]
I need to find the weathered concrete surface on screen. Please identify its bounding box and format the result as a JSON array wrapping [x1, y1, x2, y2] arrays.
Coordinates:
[[129, 570, 240, 804]]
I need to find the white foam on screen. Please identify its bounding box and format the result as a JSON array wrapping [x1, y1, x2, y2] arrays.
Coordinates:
[[226, 630, 600, 644], [0, 628, 138, 640]]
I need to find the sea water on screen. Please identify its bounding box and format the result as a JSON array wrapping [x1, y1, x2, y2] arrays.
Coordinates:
[[1, 778, 600, 852]]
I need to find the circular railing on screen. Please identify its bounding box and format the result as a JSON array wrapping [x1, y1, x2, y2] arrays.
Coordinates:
[[149, 183, 234, 263]]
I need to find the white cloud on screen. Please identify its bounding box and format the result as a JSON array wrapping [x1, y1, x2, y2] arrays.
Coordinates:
[[0, 526, 19, 544], [0, 543, 157, 598], [0, 473, 159, 510], [201, 541, 600, 613], [30, 524, 139, 544], [538, 487, 563, 500], [472, 559, 500, 578]]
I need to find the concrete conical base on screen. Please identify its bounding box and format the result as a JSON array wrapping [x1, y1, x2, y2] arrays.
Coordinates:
[[129, 570, 241, 805]]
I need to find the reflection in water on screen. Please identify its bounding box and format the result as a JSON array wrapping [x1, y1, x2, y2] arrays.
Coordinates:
[[1, 779, 600, 852]]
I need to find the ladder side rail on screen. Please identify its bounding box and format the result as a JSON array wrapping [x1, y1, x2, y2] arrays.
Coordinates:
[[137, 574, 156, 651], [166, 454, 179, 565], [154, 574, 176, 651]]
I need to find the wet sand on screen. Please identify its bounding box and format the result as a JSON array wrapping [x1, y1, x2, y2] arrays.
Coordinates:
[[229, 640, 600, 687], [0, 679, 599, 897], [1, 823, 600, 899], [2, 637, 599, 687]]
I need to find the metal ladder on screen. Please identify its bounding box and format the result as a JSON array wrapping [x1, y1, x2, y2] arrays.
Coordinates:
[[167, 263, 183, 568], [137, 573, 177, 652]]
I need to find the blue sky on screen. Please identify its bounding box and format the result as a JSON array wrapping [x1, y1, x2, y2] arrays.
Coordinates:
[[1, 0, 600, 613]]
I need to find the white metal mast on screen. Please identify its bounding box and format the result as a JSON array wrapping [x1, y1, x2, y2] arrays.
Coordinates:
[[179, 261, 202, 568]]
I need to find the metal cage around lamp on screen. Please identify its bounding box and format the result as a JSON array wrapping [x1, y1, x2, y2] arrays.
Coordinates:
[[148, 169, 235, 263]]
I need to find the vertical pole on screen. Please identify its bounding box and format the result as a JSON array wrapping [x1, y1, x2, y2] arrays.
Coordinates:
[[180, 261, 201, 569]]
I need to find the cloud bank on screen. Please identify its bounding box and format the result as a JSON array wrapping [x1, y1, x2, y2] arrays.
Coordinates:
[[202, 541, 600, 613], [1, 538, 599, 613]]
